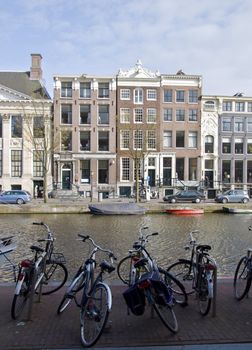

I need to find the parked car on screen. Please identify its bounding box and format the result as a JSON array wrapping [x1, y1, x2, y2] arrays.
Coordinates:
[[215, 190, 249, 204], [163, 190, 205, 203], [0, 190, 32, 204]]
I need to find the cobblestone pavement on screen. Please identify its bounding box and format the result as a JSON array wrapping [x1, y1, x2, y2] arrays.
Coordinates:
[[1, 279, 252, 350]]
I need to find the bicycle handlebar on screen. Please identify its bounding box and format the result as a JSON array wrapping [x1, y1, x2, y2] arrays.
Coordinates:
[[33, 222, 54, 241], [78, 234, 117, 260]]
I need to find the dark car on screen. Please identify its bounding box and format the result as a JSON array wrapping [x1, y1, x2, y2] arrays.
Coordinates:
[[215, 189, 249, 204], [163, 190, 205, 203], [0, 190, 32, 204]]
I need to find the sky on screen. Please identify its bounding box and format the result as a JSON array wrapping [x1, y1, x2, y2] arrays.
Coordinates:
[[1, 0, 252, 97]]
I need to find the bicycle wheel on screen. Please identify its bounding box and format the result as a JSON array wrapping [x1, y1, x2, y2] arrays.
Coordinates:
[[117, 254, 143, 285], [158, 268, 188, 307], [153, 301, 178, 333], [197, 269, 211, 316], [57, 269, 87, 314], [11, 281, 30, 320], [167, 261, 194, 295], [80, 283, 109, 347], [234, 256, 251, 300], [41, 262, 68, 295]]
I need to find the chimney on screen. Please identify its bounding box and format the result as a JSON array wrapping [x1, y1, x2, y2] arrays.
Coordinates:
[[30, 53, 43, 80]]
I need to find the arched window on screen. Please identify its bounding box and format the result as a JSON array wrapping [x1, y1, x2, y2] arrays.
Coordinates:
[[205, 135, 214, 153]]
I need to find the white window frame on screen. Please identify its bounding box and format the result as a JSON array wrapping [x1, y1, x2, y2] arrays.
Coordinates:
[[120, 130, 130, 150], [147, 89, 157, 101], [134, 108, 143, 123], [147, 108, 156, 123], [164, 131, 172, 148], [121, 157, 130, 181], [147, 130, 156, 150], [120, 108, 130, 123], [134, 88, 143, 104], [134, 130, 143, 149], [120, 89, 130, 100], [188, 131, 197, 148]]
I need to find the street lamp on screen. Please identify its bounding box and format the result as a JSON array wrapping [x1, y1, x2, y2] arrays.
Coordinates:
[[90, 171, 94, 202]]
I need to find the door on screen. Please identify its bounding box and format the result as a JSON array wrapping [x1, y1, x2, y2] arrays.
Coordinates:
[[148, 169, 156, 187], [205, 170, 214, 188], [62, 170, 71, 189]]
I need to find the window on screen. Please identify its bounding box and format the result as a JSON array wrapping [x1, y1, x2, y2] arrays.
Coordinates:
[[134, 88, 143, 104], [33, 116, 44, 138], [147, 108, 156, 123], [248, 102, 252, 112], [120, 89, 130, 100], [98, 160, 108, 183], [147, 89, 157, 100], [248, 160, 252, 182], [222, 117, 231, 131], [80, 131, 90, 151], [98, 82, 109, 98], [164, 89, 172, 102], [234, 117, 244, 132], [33, 150, 44, 177], [11, 115, 22, 138], [189, 158, 197, 180], [148, 157, 155, 166], [121, 158, 130, 181], [120, 130, 130, 149], [80, 105, 91, 124], [61, 104, 72, 124], [222, 160, 231, 182], [120, 108, 130, 123], [0, 115, 2, 138], [147, 130, 156, 149], [134, 130, 143, 149], [235, 160, 243, 182], [235, 102, 245, 112], [247, 139, 252, 154], [98, 131, 109, 151], [222, 138, 231, 153], [0, 150, 2, 177], [235, 138, 243, 154], [164, 108, 172, 121], [189, 90, 198, 103], [205, 135, 214, 153], [189, 109, 198, 121], [176, 131, 184, 147], [61, 82, 72, 98], [98, 105, 109, 124], [11, 150, 22, 177], [188, 131, 197, 148], [61, 130, 72, 151], [176, 90, 185, 102], [223, 101, 232, 111], [247, 118, 252, 132], [134, 159, 142, 181], [80, 82, 91, 98], [163, 131, 172, 148], [134, 108, 143, 123], [176, 158, 184, 180], [176, 109, 185, 121], [80, 160, 90, 183]]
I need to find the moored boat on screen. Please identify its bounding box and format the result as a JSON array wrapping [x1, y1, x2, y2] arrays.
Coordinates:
[[88, 202, 146, 215], [166, 208, 204, 215], [0, 236, 16, 255], [222, 207, 252, 214]]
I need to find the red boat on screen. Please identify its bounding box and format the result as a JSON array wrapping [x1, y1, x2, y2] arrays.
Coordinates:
[[166, 208, 204, 215]]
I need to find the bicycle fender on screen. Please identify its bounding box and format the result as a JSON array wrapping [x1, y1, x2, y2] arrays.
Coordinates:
[[15, 275, 25, 295], [98, 282, 112, 311], [178, 259, 191, 264]]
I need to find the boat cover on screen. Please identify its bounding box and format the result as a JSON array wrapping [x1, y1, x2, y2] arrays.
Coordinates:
[[88, 202, 146, 215]]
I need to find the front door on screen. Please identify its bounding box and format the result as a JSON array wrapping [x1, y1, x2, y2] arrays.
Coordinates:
[[62, 170, 71, 189], [148, 169, 156, 187], [205, 170, 214, 188]]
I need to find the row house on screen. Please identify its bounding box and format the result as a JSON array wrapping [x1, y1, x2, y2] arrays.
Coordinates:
[[201, 94, 252, 197], [117, 61, 202, 198], [0, 54, 52, 197], [53, 75, 117, 199]]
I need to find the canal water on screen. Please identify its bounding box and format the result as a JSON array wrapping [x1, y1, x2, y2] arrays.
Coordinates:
[[1, 212, 252, 282]]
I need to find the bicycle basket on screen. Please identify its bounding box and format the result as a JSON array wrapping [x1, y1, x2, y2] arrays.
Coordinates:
[[48, 252, 66, 264], [123, 283, 145, 316]]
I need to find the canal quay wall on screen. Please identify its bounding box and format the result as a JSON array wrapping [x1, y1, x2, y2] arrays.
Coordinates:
[[0, 197, 251, 214]]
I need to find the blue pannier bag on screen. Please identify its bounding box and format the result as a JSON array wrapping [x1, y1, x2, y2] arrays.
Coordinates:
[[123, 283, 145, 316]]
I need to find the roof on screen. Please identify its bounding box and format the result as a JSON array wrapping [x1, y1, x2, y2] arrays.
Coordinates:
[[0, 71, 51, 100]]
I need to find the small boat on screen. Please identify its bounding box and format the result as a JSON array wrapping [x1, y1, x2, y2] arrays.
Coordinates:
[[166, 208, 204, 215], [223, 207, 252, 214], [88, 202, 146, 215], [0, 236, 16, 255]]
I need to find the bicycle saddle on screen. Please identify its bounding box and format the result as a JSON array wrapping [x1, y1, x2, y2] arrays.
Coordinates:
[[196, 244, 211, 252], [100, 260, 115, 274], [30, 245, 44, 253]]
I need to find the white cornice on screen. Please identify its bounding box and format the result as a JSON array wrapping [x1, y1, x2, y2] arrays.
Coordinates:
[[0, 84, 31, 100]]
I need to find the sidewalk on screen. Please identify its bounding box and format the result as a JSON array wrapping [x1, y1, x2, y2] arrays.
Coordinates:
[[1, 279, 252, 350]]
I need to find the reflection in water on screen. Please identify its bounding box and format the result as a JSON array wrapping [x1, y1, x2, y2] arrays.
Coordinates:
[[0, 213, 251, 282]]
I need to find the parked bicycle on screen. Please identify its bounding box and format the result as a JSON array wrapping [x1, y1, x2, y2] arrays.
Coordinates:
[[167, 230, 216, 316], [234, 226, 252, 300], [11, 222, 68, 320], [117, 226, 188, 333], [57, 234, 116, 348]]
